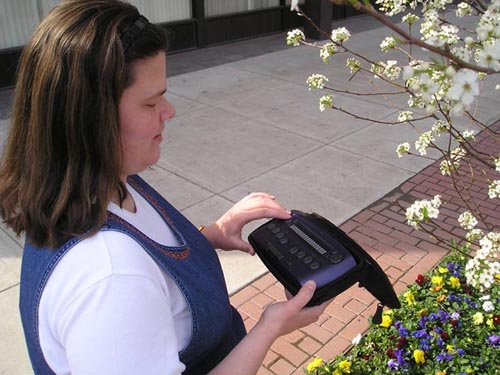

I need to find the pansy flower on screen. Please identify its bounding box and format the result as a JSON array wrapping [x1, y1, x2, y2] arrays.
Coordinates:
[[413, 349, 425, 364], [416, 274, 426, 286], [473, 312, 484, 325], [447, 262, 461, 276], [380, 314, 393, 328], [493, 314, 500, 326], [394, 349, 408, 366], [488, 335, 500, 348], [436, 352, 454, 362], [306, 357, 324, 373], [387, 358, 399, 371], [449, 276, 461, 289]]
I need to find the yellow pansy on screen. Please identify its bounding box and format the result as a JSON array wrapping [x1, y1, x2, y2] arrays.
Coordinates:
[[487, 318, 495, 329], [380, 314, 393, 328], [413, 349, 425, 364], [449, 276, 460, 289], [438, 267, 449, 274], [495, 274, 500, 281], [431, 276, 444, 286], [446, 344, 455, 354], [473, 312, 484, 325], [404, 291, 416, 306], [338, 360, 351, 373], [437, 294, 446, 303], [418, 308, 428, 316], [307, 357, 324, 373]]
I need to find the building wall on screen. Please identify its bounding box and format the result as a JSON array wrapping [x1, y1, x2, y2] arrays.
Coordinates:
[[0, 0, 303, 50], [0, 0, 318, 88]]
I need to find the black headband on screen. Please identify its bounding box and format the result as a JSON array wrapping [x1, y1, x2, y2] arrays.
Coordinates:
[[121, 15, 149, 52]]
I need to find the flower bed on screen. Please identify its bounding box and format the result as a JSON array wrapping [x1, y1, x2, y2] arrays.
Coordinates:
[[306, 253, 500, 375]]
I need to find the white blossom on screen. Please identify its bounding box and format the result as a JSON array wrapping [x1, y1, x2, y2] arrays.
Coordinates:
[[465, 231, 500, 291], [439, 147, 466, 175], [405, 195, 442, 229], [447, 69, 480, 115], [402, 13, 419, 24], [403, 66, 415, 80], [398, 111, 413, 122], [380, 36, 396, 52], [458, 211, 478, 230], [396, 142, 410, 157], [376, 0, 409, 16], [286, 29, 305, 46], [477, 41, 500, 71], [410, 74, 440, 103], [488, 180, 500, 198], [456, 2, 472, 17], [476, 24, 492, 42], [460, 129, 476, 142], [381, 60, 401, 80], [464, 36, 475, 46], [330, 27, 351, 43], [440, 159, 457, 175], [319, 94, 333, 112], [320, 43, 336, 64], [466, 228, 484, 242], [494, 156, 500, 172], [346, 58, 361, 74], [306, 74, 328, 90], [451, 46, 472, 63], [432, 120, 449, 135], [415, 131, 434, 155]]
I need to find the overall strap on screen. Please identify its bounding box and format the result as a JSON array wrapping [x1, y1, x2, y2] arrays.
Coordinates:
[[19, 237, 84, 375]]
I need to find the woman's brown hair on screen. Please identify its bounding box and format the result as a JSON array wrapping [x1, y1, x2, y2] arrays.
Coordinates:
[[0, 0, 168, 248]]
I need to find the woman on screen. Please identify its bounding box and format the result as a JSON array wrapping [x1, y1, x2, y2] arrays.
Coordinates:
[[0, 1, 331, 374]]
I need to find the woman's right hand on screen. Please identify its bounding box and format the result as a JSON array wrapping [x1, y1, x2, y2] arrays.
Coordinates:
[[257, 281, 331, 339]]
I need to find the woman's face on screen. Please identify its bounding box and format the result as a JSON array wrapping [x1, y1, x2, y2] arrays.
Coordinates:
[[118, 52, 175, 180]]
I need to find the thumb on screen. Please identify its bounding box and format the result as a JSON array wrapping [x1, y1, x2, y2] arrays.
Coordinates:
[[289, 280, 316, 309]]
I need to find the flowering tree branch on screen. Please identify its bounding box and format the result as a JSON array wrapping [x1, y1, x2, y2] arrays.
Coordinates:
[[287, 0, 500, 292], [333, 0, 498, 74]]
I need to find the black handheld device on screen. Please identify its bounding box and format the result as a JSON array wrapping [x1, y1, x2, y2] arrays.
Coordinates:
[[248, 210, 401, 322]]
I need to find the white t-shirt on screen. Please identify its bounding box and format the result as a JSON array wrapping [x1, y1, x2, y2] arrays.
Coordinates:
[[39, 185, 192, 375]]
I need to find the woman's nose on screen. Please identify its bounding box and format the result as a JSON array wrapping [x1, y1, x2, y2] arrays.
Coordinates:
[[160, 98, 176, 122]]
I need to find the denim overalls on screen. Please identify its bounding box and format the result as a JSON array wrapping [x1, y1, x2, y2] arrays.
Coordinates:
[[19, 174, 246, 375]]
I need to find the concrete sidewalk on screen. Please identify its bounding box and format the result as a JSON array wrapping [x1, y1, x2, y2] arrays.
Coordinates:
[[1, 14, 499, 374]]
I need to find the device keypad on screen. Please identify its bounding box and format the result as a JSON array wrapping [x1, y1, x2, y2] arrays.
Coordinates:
[[265, 221, 345, 271]]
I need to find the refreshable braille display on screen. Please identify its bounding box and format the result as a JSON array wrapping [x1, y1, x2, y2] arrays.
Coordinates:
[[248, 210, 401, 322]]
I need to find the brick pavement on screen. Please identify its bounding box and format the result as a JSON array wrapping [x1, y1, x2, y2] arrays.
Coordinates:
[[230, 121, 500, 375]]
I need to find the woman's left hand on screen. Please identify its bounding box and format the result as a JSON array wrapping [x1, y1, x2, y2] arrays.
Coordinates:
[[201, 192, 291, 254]]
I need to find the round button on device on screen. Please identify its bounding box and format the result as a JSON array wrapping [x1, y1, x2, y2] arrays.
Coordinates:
[[303, 256, 313, 264], [296, 250, 306, 259], [309, 262, 320, 270], [288, 247, 298, 255], [329, 253, 344, 264]]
